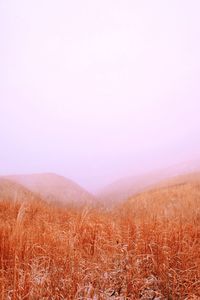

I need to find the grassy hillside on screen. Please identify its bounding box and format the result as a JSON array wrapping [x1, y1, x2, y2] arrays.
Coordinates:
[[0, 179, 199, 299], [0, 178, 39, 202], [127, 178, 200, 217], [5, 173, 94, 205], [98, 161, 200, 204]]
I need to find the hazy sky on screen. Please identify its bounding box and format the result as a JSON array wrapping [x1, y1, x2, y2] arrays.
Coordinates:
[[0, 0, 200, 191]]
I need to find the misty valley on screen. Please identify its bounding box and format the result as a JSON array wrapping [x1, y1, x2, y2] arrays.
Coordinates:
[[0, 164, 200, 299]]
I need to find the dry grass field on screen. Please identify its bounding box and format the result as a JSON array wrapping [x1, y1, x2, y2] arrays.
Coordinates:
[[0, 181, 200, 299]]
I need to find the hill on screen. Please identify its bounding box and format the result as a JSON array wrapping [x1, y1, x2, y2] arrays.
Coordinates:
[[98, 160, 200, 204], [0, 178, 38, 202], [5, 173, 94, 205], [126, 176, 200, 219]]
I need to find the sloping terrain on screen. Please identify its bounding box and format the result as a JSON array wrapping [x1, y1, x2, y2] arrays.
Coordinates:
[[5, 173, 94, 205], [155, 171, 200, 189], [126, 176, 200, 219], [99, 160, 200, 204], [0, 178, 38, 202]]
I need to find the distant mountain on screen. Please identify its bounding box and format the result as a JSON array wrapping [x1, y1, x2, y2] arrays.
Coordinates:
[[5, 173, 94, 205], [98, 160, 200, 204]]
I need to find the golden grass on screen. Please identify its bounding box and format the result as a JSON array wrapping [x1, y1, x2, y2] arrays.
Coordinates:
[[0, 182, 200, 299]]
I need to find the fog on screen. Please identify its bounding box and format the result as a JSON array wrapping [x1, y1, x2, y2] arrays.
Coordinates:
[[0, 0, 200, 192]]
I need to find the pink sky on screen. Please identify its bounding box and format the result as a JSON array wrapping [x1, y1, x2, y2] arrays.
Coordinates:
[[0, 0, 200, 191]]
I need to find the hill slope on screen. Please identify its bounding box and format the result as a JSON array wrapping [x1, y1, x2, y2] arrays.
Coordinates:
[[99, 160, 200, 204], [5, 173, 94, 205], [0, 178, 38, 202], [126, 178, 200, 219]]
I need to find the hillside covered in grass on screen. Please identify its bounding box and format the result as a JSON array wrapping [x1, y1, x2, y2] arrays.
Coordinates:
[[0, 179, 200, 299], [3, 173, 94, 206], [0, 178, 39, 203], [98, 161, 200, 204]]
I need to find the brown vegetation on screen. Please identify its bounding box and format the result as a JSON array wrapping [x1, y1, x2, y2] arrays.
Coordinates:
[[0, 181, 200, 299]]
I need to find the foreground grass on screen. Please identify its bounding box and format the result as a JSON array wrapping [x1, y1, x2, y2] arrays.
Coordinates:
[[0, 183, 200, 299]]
